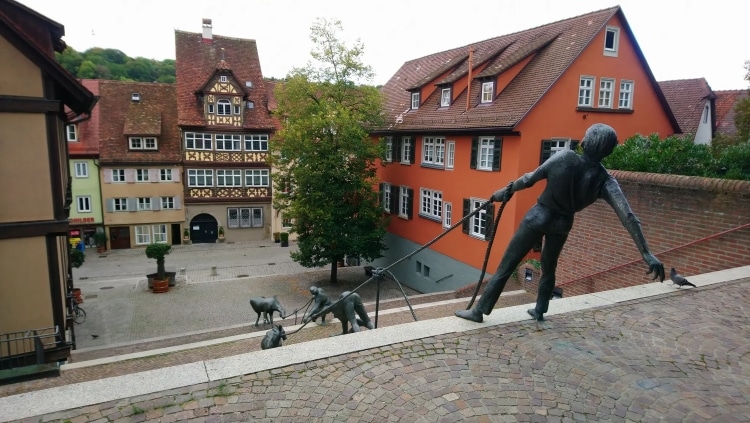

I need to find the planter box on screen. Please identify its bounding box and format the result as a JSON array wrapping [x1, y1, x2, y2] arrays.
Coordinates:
[[147, 271, 176, 288]]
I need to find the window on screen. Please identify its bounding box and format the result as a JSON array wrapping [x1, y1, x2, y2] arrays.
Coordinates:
[[245, 169, 270, 187], [469, 198, 489, 238], [384, 136, 393, 162], [217, 169, 242, 187], [66, 124, 78, 142], [220, 75, 228, 82], [420, 188, 442, 221], [135, 226, 150, 245], [703, 105, 709, 124], [471, 137, 502, 171], [598, 78, 614, 108], [399, 186, 413, 219], [111, 169, 125, 182], [478, 138, 494, 170], [76, 196, 91, 213], [443, 202, 452, 229], [129, 137, 157, 150], [113, 198, 128, 211], [161, 196, 175, 209], [215, 134, 241, 151], [282, 214, 293, 228], [160, 169, 173, 181], [481, 81, 494, 103], [207, 103, 214, 114], [411, 91, 420, 110], [422, 136, 445, 166], [187, 169, 213, 187], [446, 141, 455, 169], [381, 183, 392, 213], [152, 224, 167, 243], [578, 77, 595, 107], [233, 105, 241, 115], [440, 87, 451, 107], [137, 197, 152, 211], [619, 80, 633, 109], [74, 162, 88, 178], [401, 137, 412, 164], [227, 207, 263, 228], [185, 132, 212, 150], [540, 138, 579, 164], [136, 169, 149, 182], [217, 99, 232, 115], [604, 26, 620, 56], [245, 134, 269, 151]]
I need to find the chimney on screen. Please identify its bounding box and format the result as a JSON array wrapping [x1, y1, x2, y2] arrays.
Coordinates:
[[202, 18, 213, 43]]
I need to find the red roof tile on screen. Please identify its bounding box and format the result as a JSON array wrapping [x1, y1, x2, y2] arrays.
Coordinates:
[[69, 79, 101, 156], [175, 29, 275, 130], [714, 89, 749, 137], [657, 78, 714, 135]]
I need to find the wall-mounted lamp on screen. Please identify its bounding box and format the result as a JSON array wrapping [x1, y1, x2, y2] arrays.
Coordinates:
[[582, 113, 588, 119]]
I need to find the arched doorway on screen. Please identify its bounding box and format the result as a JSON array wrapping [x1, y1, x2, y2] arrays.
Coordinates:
[[190, 213, 218, 244]]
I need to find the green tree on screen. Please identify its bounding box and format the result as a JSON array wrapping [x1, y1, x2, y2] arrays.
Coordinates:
[[733, 60, 750, 143], [270, 18, 387, 283]]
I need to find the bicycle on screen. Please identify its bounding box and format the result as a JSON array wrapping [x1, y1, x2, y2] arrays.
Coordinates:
[[70, 297, 86, 324]]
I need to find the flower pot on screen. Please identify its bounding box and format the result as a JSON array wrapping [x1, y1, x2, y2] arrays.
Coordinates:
[[72, 288, 83, 304], [147, 271, 176, 288], [151, 278, 169, 293]]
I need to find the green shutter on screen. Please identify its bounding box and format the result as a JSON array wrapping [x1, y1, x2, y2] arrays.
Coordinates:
[[462, 198, 470, 234], [409, 137, 416, 164], [540, 140, 553, 164], [394, 136, 402, 162], [406, 188, 414, 219], [492, 138, 503, 171], [484, 203, 495, 240], [470, 137, 478, 169]]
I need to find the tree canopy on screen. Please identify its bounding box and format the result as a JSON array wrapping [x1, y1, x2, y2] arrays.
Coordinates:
[[270, 18, 387, 283], [56, 46, 176, 83]]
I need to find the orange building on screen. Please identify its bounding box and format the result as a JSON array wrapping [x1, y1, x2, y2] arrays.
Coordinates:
[[372, 6, 679, 293]]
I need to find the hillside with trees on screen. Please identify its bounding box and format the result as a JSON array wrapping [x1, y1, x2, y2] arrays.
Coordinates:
[[55, 46, 176, 83]]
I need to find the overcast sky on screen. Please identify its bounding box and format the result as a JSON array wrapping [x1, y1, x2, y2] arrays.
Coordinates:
[[17, 0, 749, 90]]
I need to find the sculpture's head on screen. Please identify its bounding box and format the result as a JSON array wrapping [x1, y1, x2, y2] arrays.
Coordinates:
[[309, 286, 319, 295], [581, 123, 618, 162]]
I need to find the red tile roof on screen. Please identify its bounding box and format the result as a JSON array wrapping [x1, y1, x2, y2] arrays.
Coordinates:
[[174, 30, 275, 130], [69, 79, 101, 157], [657, 78, 714, 135], [378, 6, 677, 133], [714, 89, 749, 137], [97, 81, 180, 164]]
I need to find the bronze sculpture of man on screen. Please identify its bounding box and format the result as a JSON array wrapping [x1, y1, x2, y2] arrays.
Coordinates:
[[456, 123, 665, 323], [303, 286, 329, 325]]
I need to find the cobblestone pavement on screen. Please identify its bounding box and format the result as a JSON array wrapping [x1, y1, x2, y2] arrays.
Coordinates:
[[8, 278, 750, 422]]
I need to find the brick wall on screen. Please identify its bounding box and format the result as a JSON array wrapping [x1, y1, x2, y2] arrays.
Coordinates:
[[555, 171, 750, 297]]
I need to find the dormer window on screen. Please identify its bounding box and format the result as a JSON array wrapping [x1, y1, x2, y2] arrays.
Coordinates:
[[131, 93, 141, 102], [217, 99, 232, 115], [66, 124, 78, 142], [604, 26, 620, 57], [129, 137, 158, 150], [481, 81, 494, 103], [411, 92, 420, 110], [440, 87, 451, 107]]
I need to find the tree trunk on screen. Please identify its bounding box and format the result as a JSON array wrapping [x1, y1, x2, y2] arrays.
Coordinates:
[[330, 260, 338, 284], [157, 258, 166, 280]]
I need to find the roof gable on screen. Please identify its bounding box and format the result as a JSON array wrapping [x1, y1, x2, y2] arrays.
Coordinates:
[[658, 78, 714, 135]]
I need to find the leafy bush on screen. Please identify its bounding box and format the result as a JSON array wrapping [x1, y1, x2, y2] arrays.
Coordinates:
[[603, 133, 750, 180], [70, 248, 85, 268]]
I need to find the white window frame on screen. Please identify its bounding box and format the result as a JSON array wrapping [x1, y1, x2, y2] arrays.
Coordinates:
[[400, 137, 412, 164], [227, 207, 264, 228], [187, 169, 213, 187], [66, 124, 78, 142], [161, 196, 175, 209], [135, 225, 150, 245], [76, 196, 91, 213], [419, 188, 442, 221], [384, 136, 393, 162], [470, 198, 489, 238], [578, 77, 595, 107], [215, 134, 241, 151], [440, 88, 451, 107], [160, 169, 173, 181], [382, 183, 391, 213], [603, 26, 620, 57], [244, 134, 269, 151], [281, 214, 292, 229], [481, 81, 494, 103], [598, 78, 615, 108], [550, 138, 572, 157], [113, 198, 128, 211], [185, 132, 212, 150], [220, 75, 228, 82], [245, 169, 270, 187], [217, 99, 232, 115], [129, 137, 157, 150], [216, 169, 243, 187], [74, 162, 88, 178], [399, 186, 410, 218], [443, 202, 452, 229], [478, 137, 494, 170], [422, 136, 445, 166], [619, 80, 634, 109], [446, 141, 455, 169], [411, 92, 420, 110], [136, 169, 149, 182], [111, 169, 126, 183], [137, 197, 152, 211], [152, 224, 167, 243]]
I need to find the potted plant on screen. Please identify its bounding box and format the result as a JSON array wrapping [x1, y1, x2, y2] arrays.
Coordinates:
[[273, 232, 280, 243], [279, 232, 289, 247], [182, 228, 190, 242], [218, 226, 225, 242], [93, 231, 107, 253], [145, 243, 173, 292]]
